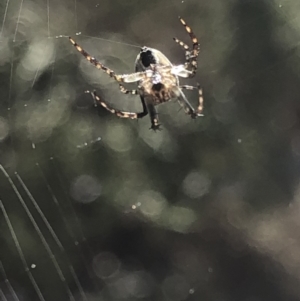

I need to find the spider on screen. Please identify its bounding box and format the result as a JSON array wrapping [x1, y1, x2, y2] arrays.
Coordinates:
[[69, 17, 203, 131]]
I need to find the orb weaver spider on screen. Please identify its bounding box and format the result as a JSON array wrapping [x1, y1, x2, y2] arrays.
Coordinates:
[[69, 17, 203, 131]]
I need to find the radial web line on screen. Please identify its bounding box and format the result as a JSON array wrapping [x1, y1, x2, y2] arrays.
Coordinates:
[[0, 165, 75, 301], [0, 199, 45, 301], [8, 49, 14, 105], [0, 288, 8, 301], [13, 0, 24, 42], [48, 47, 56, 100], [79, 34, 141, 48], [31, 54, 43, 88], [31, 41, 48, 88], [15, 172, 88, 301], [74, 0, 78, 32], [49, 157, 104, 281], [49, 158, 104, 284], [34, 161, 101, 294], [46, 0, 50, 38], [50, 158, 90, 247], [0, 0, 10, 40], [0, 261, 20, 301]]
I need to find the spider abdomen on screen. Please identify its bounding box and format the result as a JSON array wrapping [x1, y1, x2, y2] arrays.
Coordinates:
[[139, 64, 178, 105], [152, 85, 173, 104], [140, 80, 175, 104]]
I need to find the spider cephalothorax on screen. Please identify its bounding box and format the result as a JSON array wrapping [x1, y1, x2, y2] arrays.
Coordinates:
[[69, 17, 203, 131]]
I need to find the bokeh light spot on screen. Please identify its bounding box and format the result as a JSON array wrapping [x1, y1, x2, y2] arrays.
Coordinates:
[[70, 174, 102, 203], [162, 274, 190, 301], [182, 170, 211, 198], [138, 190, 167, 219], [93, 252, 121, 279]]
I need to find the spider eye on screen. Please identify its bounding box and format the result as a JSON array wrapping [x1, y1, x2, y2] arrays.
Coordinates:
[[140, 48, 156, 67]]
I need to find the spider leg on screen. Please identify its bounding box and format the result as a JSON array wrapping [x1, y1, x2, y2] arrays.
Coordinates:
[[173, 38, 192, 68], [173, 86, 203, 118], [178, 17, 200, 76], [179, 85, 198, 90], [86, 90, 148, 119], [179, 84, 204, 114], [69, 37, 146, 83], [173, 37, 190, 52], [172, 65, 194, 78], [118, 84, 139, 95], [144, 98, 161, 131]]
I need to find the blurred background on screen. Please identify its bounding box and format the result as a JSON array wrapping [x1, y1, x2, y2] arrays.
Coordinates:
[[1, 0, 300, 300]]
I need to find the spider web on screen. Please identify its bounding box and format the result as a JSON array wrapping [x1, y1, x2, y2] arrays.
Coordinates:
[[1, 0, 300, 300]]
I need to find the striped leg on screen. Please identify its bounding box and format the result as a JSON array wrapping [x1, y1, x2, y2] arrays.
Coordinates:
[[118, 84, 139, 95], [86, 90, 148, 119], [173, 38, 194, 69], [69, 37, 145, 83], [179, 84, 204, 115], [147, 102, 161, 131], [173, 37, 190, 52], [176, 17, 200, 76]]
